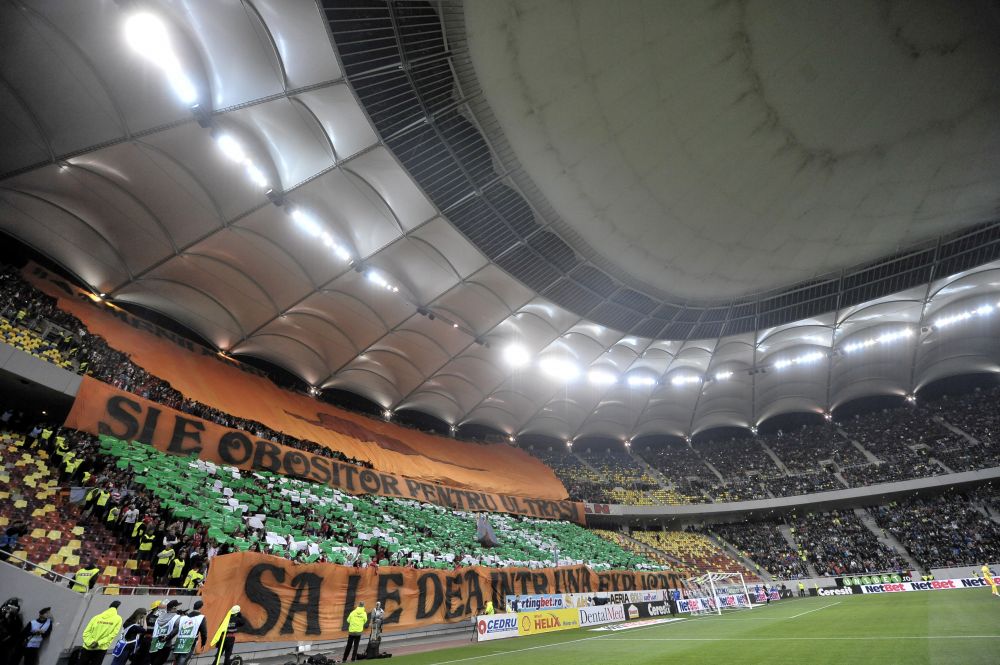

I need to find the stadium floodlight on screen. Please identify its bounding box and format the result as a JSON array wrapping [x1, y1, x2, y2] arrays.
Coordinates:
[[627, 374, 657, 387], [291, 209, 322, 237], [843, 327, 914, 354], [366, 270, 394, 291], [588, 369, 618, 385], [503, 344, 530, 367], [539, 356, 580, 381], [671, 374, 702, 387], [125, 13, 198, 104], [934, 303, 996, 329], [714, 370, 733, 381], [773, 350, 825, 370], [245, 163, 269, 189], [216, 134, 247, 164]]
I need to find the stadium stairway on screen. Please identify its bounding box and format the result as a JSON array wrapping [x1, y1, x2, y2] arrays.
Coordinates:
[[933, 415, 980, 445], [702, 460, 726, 483], [0, 437, 141, 589], [703, 531, 774, 582], [777, 524, 820, 578], [758, 441, 790, 475], [837, 427, 881, 463], [625, 447, 674, 492], [853, 507, 923, 574]]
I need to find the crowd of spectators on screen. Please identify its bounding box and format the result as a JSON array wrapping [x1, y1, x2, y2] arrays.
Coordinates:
[[760, 425, 866, 474], [527, 446, 606, 503], [0, 266, 372, 469], [761, 471, 844, 497], [696, 437, 780, 480], [839, 407, 954, 485], [790, 510, 906, 577], [869, 491, 1000, 570], [709, 521, 809, 579]]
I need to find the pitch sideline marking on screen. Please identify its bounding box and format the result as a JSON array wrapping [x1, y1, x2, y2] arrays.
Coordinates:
[[599, 635, 1000, 641], [786, 601, 842, 619], [422, 600, 817, 665]]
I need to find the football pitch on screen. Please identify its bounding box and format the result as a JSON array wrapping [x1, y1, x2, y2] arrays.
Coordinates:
[[393, 592, 1000, 665]]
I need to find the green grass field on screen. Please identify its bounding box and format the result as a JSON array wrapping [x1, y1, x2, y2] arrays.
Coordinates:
[[394, 592, 1000, 665]]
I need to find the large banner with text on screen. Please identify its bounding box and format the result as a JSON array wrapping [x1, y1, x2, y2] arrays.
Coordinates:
[[24, 263, 566, 500], [65, 377, 586, 523], [198, 553, 682, 648]]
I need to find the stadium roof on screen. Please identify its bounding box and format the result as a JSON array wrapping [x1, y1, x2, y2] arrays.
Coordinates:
[[1, 0, 999, 440]]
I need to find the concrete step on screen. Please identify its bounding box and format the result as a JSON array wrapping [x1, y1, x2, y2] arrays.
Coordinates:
[[759, 441, 790, 475], [628, 448, 673, 490], [933, 415, 980, 444], [778, 524, 820, 578], [854, 507, 923, 573], [704, 531, 774, 583], [837, 426, 880, 463]]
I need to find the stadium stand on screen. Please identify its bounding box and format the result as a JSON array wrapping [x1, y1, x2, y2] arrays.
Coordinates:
[[708, 521, 810, 580], [869, 491, 1000, 570], [628, 530, 759, 581], [789, 510, 907, 577], [1, 428, 663, 585]]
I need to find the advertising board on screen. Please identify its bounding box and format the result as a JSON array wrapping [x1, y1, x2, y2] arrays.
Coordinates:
[[475, 614, 519, 642], [517, 608, 581, 636], [578, 604, 626, 627]]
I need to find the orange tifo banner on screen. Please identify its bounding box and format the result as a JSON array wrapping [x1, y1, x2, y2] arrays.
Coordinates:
[[24, 263, 567, 500], [198, 552, 682, 648], [65, 377, 586, 523]]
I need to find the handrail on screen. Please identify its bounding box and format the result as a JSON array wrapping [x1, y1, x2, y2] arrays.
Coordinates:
[[92, 584, 197, 596], [1, 550, 77, 585]]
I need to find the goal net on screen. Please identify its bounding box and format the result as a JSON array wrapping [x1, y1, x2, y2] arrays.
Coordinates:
[[682, 571, 754, 616]]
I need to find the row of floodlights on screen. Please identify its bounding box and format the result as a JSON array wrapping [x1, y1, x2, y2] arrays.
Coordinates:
[[500, 323, 924, 386], [124, 12, 402, 298]]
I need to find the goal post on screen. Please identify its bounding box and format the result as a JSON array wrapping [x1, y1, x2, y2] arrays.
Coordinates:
[[683, 571, 755, 615]]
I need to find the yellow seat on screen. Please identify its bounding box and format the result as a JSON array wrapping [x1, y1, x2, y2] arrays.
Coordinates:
[[46, 530, 61, 540], [13, 499, 27, 508], [103, 585, 120, 596], [0, 516, 8, 527], [103, 565, 117, 576], [68, 539, 82, 549], [48, 555, 64, 565], [125, 559, 138, 570], [64, 554, 80, 567], [30, 528, 46, 538], [71, 526, 85, 536], [12, 550, 27, 561], [30, 508, 45, 517], [57, 545, 74, 557], [0, 492, 10, 501]]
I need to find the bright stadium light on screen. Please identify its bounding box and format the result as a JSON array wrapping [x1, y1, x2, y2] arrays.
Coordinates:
[[503, 344, 530, 367], [934, 303, 996, 329], [588, 369, 618, 386], [670, 374, 702, 387], [291, 209, 322, 237], [216, 134, 247, 163], [366, 270, 394, 290], [539, 357, 580, 381], [627, 374, 657, 387], [842, 327, 914, 354], [714, 370, 734, 381], [124, 13, 172, 62], [125, 13, 198, 104], [773, 350, 826, 370], [245, 163, 269, 189]]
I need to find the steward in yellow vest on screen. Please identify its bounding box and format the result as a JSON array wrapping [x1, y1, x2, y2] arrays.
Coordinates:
[[183, 568, 205, 589], [72, 563, 101, 593]]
